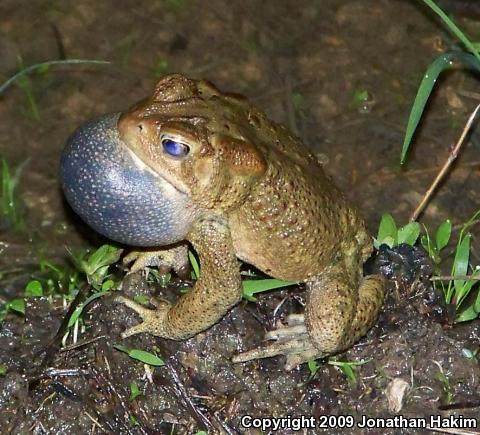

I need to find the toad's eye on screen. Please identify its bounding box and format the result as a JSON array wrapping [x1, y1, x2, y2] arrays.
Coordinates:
[[161, 136, 190, 158]]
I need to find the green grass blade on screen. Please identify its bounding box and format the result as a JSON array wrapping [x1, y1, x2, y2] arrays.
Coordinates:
[[397, 222, 420, 246], [1, 159, 9, 217], [0, 158, 26, 228], [401, 49, 480, 164], [456, 305, 479, 322], [455, 266, 480, 309], [475, 287, 480, 313], [84, 244, 122, 272], [25, 280, 43, 297], [0, 59, 110, 95], [401, 52, 455, 163], [15, 75, 40, 120], [130, 382, 142, 401], [456, 284, 480, 322], [435, 219, 452, 251], [423, 0, 480, 63], [188, 250, 200, 280], [452, 52, 480, 71], [452, 234, 471, 294], [242, 279, 297, 301], [114, 344, 164, 366], [5, 298, 25, 315], [67, 290, 110, 327], [375, 213, 397, 248], [456, 281, 478, 309]]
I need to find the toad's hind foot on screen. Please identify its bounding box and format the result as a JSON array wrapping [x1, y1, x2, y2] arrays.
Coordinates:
[[232, 314, 326, 371], [233, 273, 385, 371]]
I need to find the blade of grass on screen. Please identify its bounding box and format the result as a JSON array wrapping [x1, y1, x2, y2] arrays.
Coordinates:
[[456, 304, 479, 322], [67, 290, 110, 327], [435, 220, 452, 251], [0, 59, 110, 95], [456, 278, 480, 322], [451, 234, 470, 299], [1, 158, 28, 229], [397, 222, 420, 246], [15, 74, 40, 120], [114, 344, 164, 366], [423, 0, 480, 63], [242, 279, 297, 301], [401, 52, 455, 163], [455, 273, 479, 309], [401, 49, 480, 164], [1, 159, 10, 217], [376, 213, 397, 247], [188, 250, 200, 280]]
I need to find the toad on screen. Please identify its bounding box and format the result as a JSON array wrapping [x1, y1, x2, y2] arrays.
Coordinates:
[[60, 74, 385, 369]]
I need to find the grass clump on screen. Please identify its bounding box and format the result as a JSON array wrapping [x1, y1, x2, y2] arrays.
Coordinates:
[[374, 213, 420, 249], [375, 213, 480, 323], [0, 244, 122, 339], [0, 158, 26, 231], [425, 211, 480, 322]]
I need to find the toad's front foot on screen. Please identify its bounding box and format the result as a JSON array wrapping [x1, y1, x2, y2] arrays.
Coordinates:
[[232, 314, 326, 371], [115, 295, 172, 338], [123, 244, 189, 275]]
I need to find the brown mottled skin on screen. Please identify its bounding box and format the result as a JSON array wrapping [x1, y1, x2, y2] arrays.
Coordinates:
[[115, 74, 385, 369]]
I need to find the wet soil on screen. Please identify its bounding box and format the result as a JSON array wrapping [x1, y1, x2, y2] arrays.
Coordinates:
[[0, 0, 479, 434]]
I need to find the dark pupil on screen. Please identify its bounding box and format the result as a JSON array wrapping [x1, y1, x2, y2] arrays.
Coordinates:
[[162, 139, 188, 157]]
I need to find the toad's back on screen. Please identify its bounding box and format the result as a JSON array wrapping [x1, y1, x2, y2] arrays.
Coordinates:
[[204, 86, 370, 281]]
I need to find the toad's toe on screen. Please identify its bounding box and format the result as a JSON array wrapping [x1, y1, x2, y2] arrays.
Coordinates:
[[115, 295, 171, 338], [233, 314, 325, 370]]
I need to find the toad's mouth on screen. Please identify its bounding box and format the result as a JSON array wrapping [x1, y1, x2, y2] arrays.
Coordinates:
[[60, 112, 198, 247], [122, 143, 189, 196]]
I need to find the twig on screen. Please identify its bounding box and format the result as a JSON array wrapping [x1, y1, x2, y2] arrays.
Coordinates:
[[395, 160, 480, 178], [284, 71, 299, 136], [164, 363, 213, 432], [452, 219, 480, 231], [410, 103, 480, 222], [59, 335, 107, 352], [84, 412, 105, 432], [457, 89, 480, 101], [430, 275, 480, 281], [426, 428, 480, 435]]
